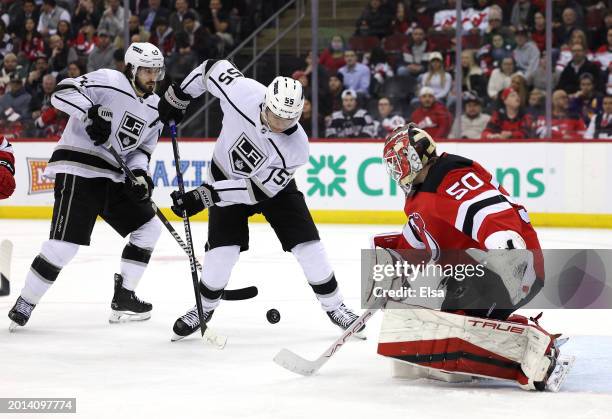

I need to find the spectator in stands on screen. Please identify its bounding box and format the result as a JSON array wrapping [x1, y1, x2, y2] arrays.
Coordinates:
[[555, 29, 591, 74], [292, 70, 309, 89], [410, 86, 452, 139], [593, 27, 612, 72], [87, 29, 116, 72], [510, 0, 538, 30], [201, 0, 234, 54], [396, 26, 429, 77], [513, 25, 540, 82], [166, 31, 199, 81], [98, 0, 127, 40], [74, 19, 97, 58], [0, 21, 14, 60], [569, 72, 603, 124], [113, 48, 125, 72], [478, 33, 513, 77], [557, 42, 603, 94], [48, 34, 78, 76], [338, 49, 370, 96], [320, 73, 343, 116], [57, 20, 73, 42], [8, 0, 39, 39], [483, 6, 513, 45], [555, 7, 583, 47], [535, 89, 586, 139], [38, 0, 71, 37], [30, 73, 56, 121], [391, 1, 413, 34], [365, 47, 394, 97], [0, 74, 32, 123], [450, 91, 490, 139], [116, 15, 150, 49], [325, 89, 377, 138], [73, 0, 101, 32], [531, 56, 559, 92], [0, 53, 25, 96], [526, 88, 545, 118], [139, 0, 169, 33], [530, 11, 552, 53], [26, 54, 50, 95], [318, 35, 346, 75], [481, 88, 532, 139], [149, 17, 174, 57], [65, 60, 83, 80], [355, 0, 393, 39], [585, 94, 612, 139], [375, 96, 406, 138], [460, 49, 486, 101], [510, 73, 528, 108], [299, 99, 324, 138], [180, 12, 218, 61], [169, 0, 200, 35], [417, 52, 452, 102], [488, 57, 519, 101], [552, 0, 584, 29]]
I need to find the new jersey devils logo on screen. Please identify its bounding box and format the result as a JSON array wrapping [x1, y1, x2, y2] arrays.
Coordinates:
[[408, 212, 441, 262]]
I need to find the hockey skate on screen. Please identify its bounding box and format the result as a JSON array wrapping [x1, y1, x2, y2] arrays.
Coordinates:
[[171, 306, 214, 341], [8, 296, 36, 331], [326, 303, 366, 340], [109, 274, 152, 323]]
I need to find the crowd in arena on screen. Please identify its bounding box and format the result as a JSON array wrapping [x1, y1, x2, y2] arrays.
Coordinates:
[[0, 0, 611, 139], [294, 0, 612, 139]]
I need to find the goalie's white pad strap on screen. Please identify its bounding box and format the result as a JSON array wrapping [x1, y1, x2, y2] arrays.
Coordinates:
[[377, 309, 553, 388]]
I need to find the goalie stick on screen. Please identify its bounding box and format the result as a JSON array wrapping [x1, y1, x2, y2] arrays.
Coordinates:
[[104, 141, 257, 302], [0, 240, 12, 296]]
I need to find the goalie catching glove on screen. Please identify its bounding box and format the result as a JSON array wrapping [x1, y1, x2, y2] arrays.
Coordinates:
[[171, 184, 219, 217]]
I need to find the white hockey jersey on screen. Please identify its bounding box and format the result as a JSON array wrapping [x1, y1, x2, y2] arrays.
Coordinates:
[[180, 59, 309, 206], [47, 69, 163, 182]]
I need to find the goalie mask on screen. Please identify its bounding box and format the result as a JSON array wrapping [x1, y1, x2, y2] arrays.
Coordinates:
[[383, 123, 437, 194]]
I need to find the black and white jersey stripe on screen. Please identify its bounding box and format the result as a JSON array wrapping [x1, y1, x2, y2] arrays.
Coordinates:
[[454, 189, 513, 241]]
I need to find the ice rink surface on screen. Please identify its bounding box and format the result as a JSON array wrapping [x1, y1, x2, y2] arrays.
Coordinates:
[[1, 220, 611, 419]]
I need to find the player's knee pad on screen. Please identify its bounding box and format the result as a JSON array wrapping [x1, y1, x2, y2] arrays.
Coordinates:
[[201, 245, 241, 291], [291, 240, 333, 283], [40, 239, 79, 268], [129, 216, 163, 250]]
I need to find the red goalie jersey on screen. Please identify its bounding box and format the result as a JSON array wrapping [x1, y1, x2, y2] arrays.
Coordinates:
[[376, 152, 544, 282], [0, 136, 16, 200]]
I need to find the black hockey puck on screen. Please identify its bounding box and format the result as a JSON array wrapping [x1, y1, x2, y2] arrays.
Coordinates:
[[266, 309, 281, 324]]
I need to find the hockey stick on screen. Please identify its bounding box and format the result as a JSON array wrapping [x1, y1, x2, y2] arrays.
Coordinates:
[[273, 307, 379, 376], [104, 144, 257, 302], [168, 121, 221, 344]]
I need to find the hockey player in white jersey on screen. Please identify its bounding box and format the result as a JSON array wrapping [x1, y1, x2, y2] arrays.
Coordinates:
[[157, 59, 364, 340], [8, 43, 165, 329]]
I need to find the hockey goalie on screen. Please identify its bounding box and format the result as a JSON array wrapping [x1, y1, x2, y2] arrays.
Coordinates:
[[371, 123, 571, 392], [0, 135, 16, 200]]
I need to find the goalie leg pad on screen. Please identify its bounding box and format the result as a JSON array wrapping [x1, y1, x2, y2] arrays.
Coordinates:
[[377, 309, 556, 390]]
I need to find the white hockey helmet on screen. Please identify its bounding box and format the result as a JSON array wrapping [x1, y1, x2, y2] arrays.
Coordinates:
[[124, 42, 165, 82], [262, 76, 304, 132]]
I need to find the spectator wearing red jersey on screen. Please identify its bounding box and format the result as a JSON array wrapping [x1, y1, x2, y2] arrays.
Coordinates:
[[481, 88, 533, 139], [20, 18, 45, 63], [530, 11, 553, 52], [318, 35, 346, 74], [593, 27, 612, 72], [149, 17, 175, 56], [535, 89, 586, 139], [410, 86, 452, 139]]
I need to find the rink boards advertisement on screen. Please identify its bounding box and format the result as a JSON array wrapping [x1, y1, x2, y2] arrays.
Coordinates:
[[2, 139, 612, 228]]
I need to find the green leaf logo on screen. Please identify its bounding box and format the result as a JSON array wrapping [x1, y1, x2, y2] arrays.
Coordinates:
[[306, 155, 347, 196]]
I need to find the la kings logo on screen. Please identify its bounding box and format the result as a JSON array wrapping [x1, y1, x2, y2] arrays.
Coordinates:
[[116, 111, 145, 150], [228, 133, 265, 176]]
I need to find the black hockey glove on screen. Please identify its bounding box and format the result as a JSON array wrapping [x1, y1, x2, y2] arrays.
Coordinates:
[[171, 184, 219, 217], [125, 169, 154, 201], [85, 105, 113, 147], [158, 83, 191, 125]]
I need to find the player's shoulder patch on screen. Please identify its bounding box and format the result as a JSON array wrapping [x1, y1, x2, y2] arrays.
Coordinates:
[[420, 153, 473, 193]]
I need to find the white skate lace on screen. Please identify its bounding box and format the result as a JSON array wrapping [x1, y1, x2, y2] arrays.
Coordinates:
[[182, 307, 201, 328], [15, 297, 35, 316], [329, 304, 358, 328]]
